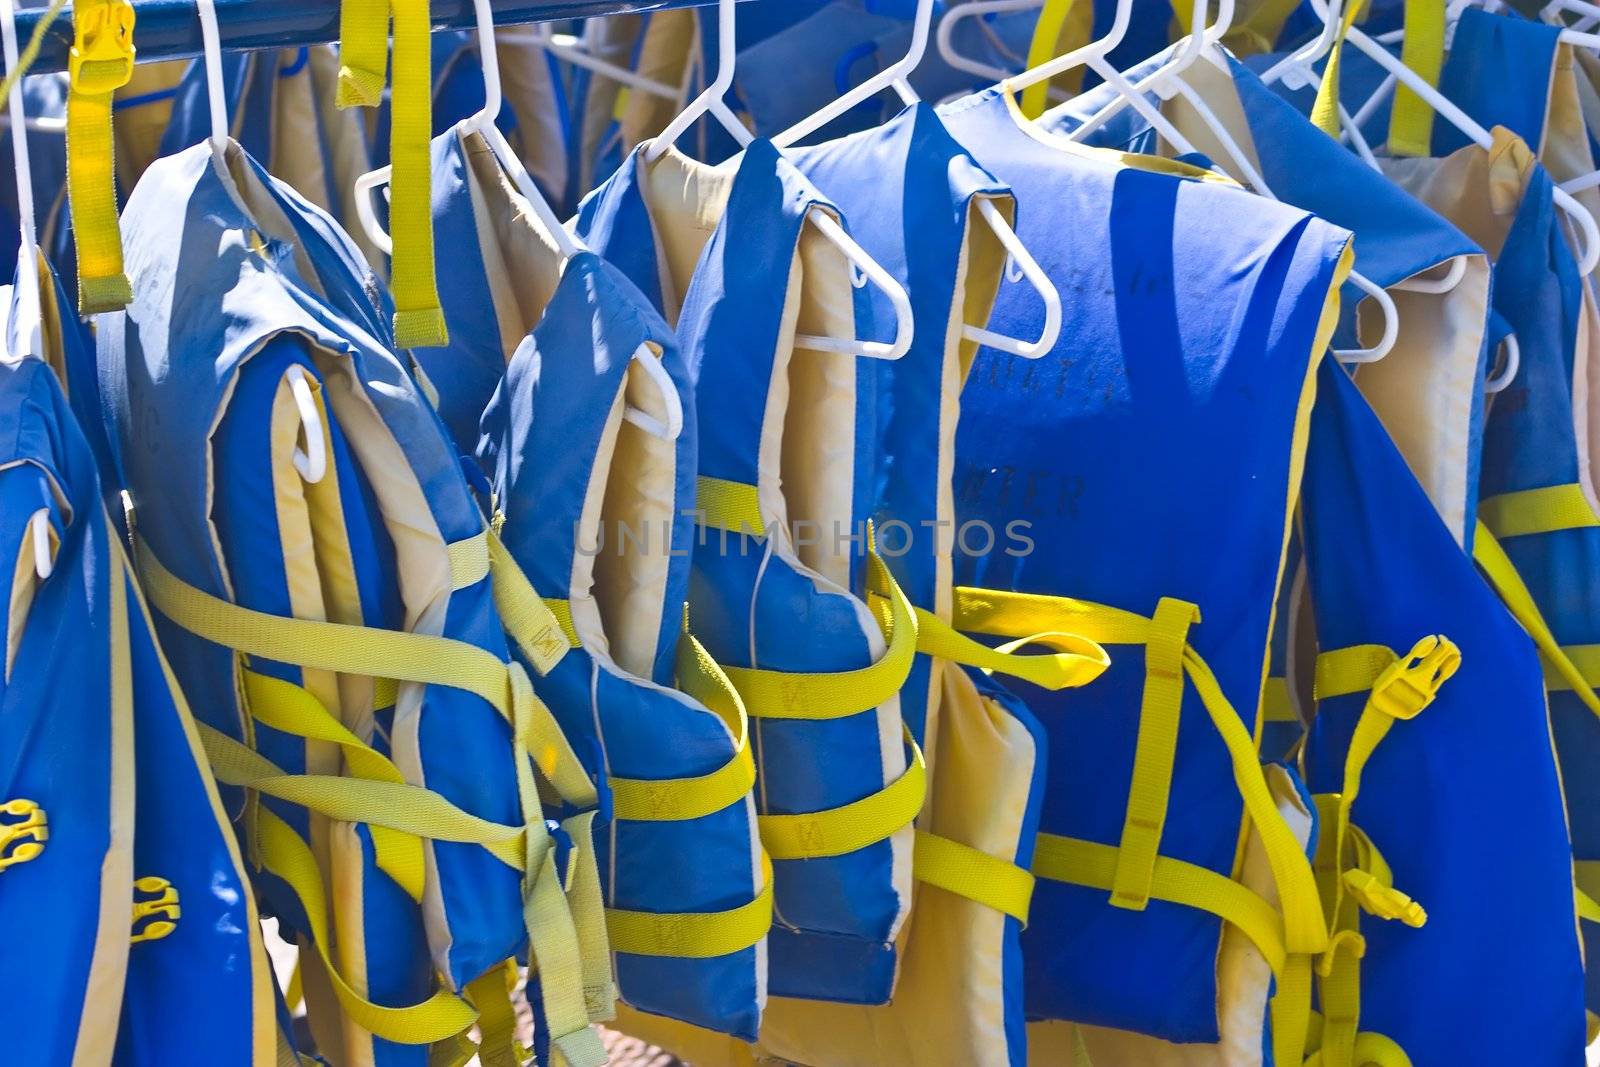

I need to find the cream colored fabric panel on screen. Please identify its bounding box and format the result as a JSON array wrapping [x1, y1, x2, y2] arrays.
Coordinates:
[[754, 665, 1036, 1067], [577, 15, 645, 194], [497, 32, 569, 206], [114, 60, 187, 190], [308, 46, 385, 272], [225, 142, 328, 301], [1575, 261, 1600, 513], [1349, 254, 1488, 542], [637, 145, 734, 321], [569, 391, 625, 662], [272, 50, 334, 217], [1036, 765, 1315, 1067], [592, 350, 678, 678], [1162, 60, 1267, 188], [1381, 133, 1534, 261], [619, 12, 699, 155], [784, 205, 859, 590]]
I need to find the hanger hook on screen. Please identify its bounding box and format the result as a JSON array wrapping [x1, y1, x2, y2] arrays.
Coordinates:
[[645, 0, 748, 161]]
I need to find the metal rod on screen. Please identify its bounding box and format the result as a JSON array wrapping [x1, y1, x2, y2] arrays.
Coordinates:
[[6, 0, 704, 76]]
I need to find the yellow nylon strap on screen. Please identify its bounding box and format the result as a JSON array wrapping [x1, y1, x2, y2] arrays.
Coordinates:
[[256, 806, 478, 1044], [1473, 521, 1600, 720], [1020, 0, 1078, 119], [1313, 644, 1400, 699], [243, 670, 426, 900], [1340, 825, 1425, 926], [1263, 676, 1297, 723], [1034, 831, 1288, 974], [953, 583, 1326, 952], [606, 855, 773, 959], [559, 811, 619, 1022], [66, 0, 135, 312], [721, 548, 916, 720], [199, 721, 528, 869], [520, 826, 607, 1067], [336, 0, 388, 106], [1578, 888, 1600, 924], [912, 606, 1110, 690], [1388, 0, 1446, 156], [1311, 0, 1367, 138], [1271, 954, 1316, 1067], [610, 734, 755, 823], [137, 540, 595, 805], [1112, 597, 1200, 911], [695, 475, 767, 536], [448, 532, 489, 590], [543, 598, 581, 649], [1479, 483, 1600, 539], [465, 963, 523, 1067], [1543, 644, 1600, 691], [389, 0, 445, 347], [486, 530, 574, 675], [913, 828, 1034, 923], [1576, 861, 1600, 924], [759, 735, 925, 860]]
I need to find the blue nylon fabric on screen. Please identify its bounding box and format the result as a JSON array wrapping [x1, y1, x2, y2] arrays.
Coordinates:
[[940, 87, 1350, 1042], [96, 142, 527, 994], [1433, 10, 1560, 158], [477, 244, 766, 1036], [0, 357, 118, 1066], [1300, 362, 1587, 1064], [1476, 153, 1600, 1017], [578, 140, 910, 1003]]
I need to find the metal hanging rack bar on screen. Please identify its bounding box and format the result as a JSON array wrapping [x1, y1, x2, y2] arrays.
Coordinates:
[[3, 0, 708, 76]]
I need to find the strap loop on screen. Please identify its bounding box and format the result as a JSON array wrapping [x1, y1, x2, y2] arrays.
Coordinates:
[[759, 734, 925, 860], [914, 829, 1034, 923]]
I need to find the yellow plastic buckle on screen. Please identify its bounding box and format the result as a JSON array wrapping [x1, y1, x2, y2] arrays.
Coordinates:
[[0, 797, 48, 871], [1341, 868, 1426, 928], [131, 875, 182, 943], [69, 0, 136, 95], [1368, 636, 1460, 720]]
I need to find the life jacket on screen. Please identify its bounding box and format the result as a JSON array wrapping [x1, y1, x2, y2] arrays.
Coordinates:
[[96, 137, 607, 1067], [0, 251, 282, 1064], [747, 99, 1108, 1067], [420, 119, 770, 1039], [1292, 359, 1588, 1066], [939, 85, 1346, 1062]]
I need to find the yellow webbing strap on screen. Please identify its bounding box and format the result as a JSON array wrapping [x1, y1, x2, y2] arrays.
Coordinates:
[[1034, 832, 1288, 974], [606, 854, 774, 959], [199, 721, 529, 869], [1388, 0, 1446, 157], [719, 548, 917, 721], [560, 811, 619, 1021], [336, 0, 388, 106], [695, 475, 767, 536], [465, 963, 523, 1067], [1263, 676, 1297, 723], [1112, 597, 1200, 911], [1472, 520, 1600, 721], [1310, 0, 1367, 138], [243, 669, 426, 899], [66, 0, 135, 312], [1020, 0, 1078, 120], [759, 734, 926, 861], [610, 632, 757, 823], [1543, 645, 1600, 691], [256, 805, 478, 1044], [1479, 483, 1600, 539], [912, 606, 1110, 690], [952, 584, 1328, 955], [1579, 888, 1600, 924], [448, 532, 490, 590], [913, 829, 1034, 923], [1576, 860, 1600, 924], [485, 530, 577, 676], [337, 0, 444, 345], [135, 539, 595, 805], [543, 597, 581, 649]]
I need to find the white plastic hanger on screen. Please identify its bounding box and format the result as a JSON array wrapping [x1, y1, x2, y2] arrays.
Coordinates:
[[524, 22, 682, 102], [1299, 0, 1600, 275], [768, 0, 1061, 358], [1018, 0, 1398, 361], [352, 0, 684, 438], [1, 0, 51, 580], [936, 0, 1048, 85], [198, 0, 331, 478], [637, 0, 916, 360]]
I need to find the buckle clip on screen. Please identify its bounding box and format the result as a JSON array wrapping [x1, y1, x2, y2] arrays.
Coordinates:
[[1369, 635, 1460, 720], [0, 798, 48, 871], [131, 875, 182, 943], [69, 0, 136, 95], [1341, 868, 1427, 928]]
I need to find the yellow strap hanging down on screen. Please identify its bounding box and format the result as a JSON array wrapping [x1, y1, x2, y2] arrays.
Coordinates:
[[1019, 0, 1083, 119], [1388, 0, 1446, 156], [1310, 0, 1367, 138], [337, 0, 445, 346], [66, 0, 136, 312]]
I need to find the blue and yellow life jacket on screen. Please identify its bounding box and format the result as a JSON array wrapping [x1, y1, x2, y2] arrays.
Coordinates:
[[1295, 359, 1588, 1066], [420, 119, 770, 1039], [747, 99, 1108, 1067], [0, 253, 282, 1064], [575, 138, 930, 1023], [939, 84, 1347, 1062], [96, 136, 608, 1067]]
